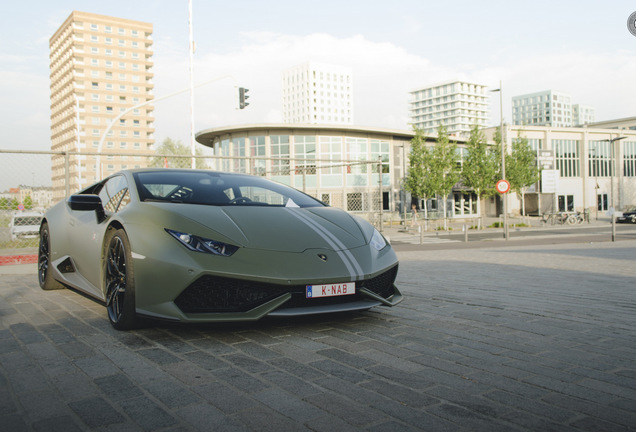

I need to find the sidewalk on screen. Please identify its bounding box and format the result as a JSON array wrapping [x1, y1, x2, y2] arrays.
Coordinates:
[[380, 214, 616, 245]]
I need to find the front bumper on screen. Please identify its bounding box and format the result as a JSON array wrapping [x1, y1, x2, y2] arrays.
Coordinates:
[[129, 230, 401, 323]]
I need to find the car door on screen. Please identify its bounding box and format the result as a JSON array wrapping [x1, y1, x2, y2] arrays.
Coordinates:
[[68, 175, 131, 297]]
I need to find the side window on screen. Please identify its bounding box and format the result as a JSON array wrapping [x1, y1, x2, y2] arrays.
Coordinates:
[[99, 175, 130, 214]]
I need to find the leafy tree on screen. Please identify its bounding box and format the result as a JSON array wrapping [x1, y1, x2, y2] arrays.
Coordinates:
[[23, 195, 33, 210], [150, 137, 206, 169], [462, 125, 499, 206], [405, 125, 459, 227], [506, 131, 540, 215], [404, 128, 434, 206], [0, 197, 9, 211]]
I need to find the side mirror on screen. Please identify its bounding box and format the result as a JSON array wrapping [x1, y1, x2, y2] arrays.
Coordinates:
[[67, 194, 106, 222]]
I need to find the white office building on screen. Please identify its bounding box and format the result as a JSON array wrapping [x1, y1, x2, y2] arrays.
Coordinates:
[[408, 81, 489, 137], [573, 104, 596, 126], [483, 125, 636, 215], [282, 62, 353, 125], [512, 90, 575, 127]]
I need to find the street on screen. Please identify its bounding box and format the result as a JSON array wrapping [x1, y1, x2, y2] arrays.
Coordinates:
[[1, 236, 635, 431]]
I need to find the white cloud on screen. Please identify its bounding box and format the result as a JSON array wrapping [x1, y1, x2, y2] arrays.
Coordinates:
[[152, 31, 636, 148]]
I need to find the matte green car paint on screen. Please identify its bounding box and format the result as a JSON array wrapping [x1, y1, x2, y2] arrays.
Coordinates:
[[41, 169, 401, 324]]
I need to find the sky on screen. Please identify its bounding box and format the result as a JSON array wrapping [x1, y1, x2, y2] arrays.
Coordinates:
[[1, 0, 635, 176]]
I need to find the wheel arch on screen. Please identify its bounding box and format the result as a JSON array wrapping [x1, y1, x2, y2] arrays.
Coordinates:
[[101, 220, 126, 261]]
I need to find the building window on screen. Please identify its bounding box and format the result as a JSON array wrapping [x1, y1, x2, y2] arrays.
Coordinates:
[[320, 136, 342, 175], [454, 192, 478, 215], [624, 141, 636, 177], [553, 139, 580, 177], [347, 192, 363, 212], [346, 137, 368, 175], [528, 139, 543, 152], [294, 135, 316, 174], [588, 141, 612, 177], [558, 195, 574, 212], [597, 193, 608, 211], [270, 135, 290, 175], [232, 137, 247, 173], [250, 136, 266, 175]]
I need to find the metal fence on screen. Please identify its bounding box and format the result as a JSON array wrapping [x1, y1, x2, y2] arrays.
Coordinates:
[[0, 149, 388, 254]]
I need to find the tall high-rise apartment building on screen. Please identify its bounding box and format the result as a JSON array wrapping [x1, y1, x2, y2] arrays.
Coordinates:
[[408, 81, 488, 136], [49, 11, 155, 200], [282, 62, 353, 125]]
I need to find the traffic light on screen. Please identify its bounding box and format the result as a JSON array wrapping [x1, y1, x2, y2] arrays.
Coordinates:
[[239, 87, 250, 109]]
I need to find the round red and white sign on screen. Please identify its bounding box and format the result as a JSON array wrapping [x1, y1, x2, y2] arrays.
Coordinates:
[[496, 179, 510, 194]]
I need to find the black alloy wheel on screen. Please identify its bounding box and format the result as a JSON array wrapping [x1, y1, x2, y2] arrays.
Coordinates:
[[38, 222, 63, 290], [105, 228, 137, 330]]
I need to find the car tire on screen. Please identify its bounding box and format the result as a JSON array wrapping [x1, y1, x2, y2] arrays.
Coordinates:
[[38, 222, 64, 290], [104, 228, 137, 330]]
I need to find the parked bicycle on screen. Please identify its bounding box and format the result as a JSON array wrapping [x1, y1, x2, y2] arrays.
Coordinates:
[[559, 211, 584, 225], [541, 212, 584, 225]]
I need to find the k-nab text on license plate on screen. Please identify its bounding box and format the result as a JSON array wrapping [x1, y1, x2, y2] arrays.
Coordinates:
[[306, 282, 355, 298]]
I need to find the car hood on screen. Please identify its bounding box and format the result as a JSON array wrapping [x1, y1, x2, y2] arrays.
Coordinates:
[[150, 204, 369, 253]]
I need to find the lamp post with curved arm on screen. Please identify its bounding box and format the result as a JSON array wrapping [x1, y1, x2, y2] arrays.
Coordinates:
[[96, 76, 234, 179]]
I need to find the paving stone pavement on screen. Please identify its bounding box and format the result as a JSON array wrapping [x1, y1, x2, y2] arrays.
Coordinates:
[[1, 240, 635, 431]]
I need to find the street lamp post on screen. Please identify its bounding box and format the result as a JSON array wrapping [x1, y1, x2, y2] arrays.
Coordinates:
[[600, 135, 626, 211], [96, 76, 234, 180], [490, 81, 508, 240]]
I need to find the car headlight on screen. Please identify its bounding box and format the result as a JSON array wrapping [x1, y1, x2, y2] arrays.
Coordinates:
[[370, 228, 387, 251], [166, 229, 239, 257]]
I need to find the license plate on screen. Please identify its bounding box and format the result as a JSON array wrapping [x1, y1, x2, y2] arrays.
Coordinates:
[[306, 282, 355, 298]]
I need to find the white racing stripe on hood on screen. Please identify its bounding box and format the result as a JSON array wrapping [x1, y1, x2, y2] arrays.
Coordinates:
[[286, 208, 364, 280]]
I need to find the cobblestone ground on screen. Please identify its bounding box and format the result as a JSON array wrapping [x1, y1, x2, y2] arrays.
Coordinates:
[[1, 240, 635, 431]]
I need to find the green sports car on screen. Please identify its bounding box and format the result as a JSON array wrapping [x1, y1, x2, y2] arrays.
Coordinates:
[[38, 169, 402, 330]]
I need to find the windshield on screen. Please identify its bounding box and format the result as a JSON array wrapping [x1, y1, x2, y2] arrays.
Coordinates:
[[133, 170, 325, 208]]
